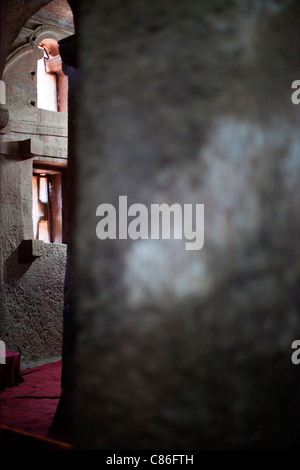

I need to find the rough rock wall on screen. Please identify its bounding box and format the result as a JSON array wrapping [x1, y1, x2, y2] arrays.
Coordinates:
[[0, 155, 67, 368], [0, 0, 70, 368], [70, 0, 300, 449]]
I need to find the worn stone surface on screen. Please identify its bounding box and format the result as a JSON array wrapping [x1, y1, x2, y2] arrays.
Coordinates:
[[0, 154, 67, 368], [0, 1, 72, 367], [1, 0, 300, 451], [0, 0, 74, 77], [71, 0, 300, 450]]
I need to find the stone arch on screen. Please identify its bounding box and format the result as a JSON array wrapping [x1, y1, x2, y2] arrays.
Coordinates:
[[0, 0, 76, 130], [0, 0, 55, 78], [4, 24, 70, 74]]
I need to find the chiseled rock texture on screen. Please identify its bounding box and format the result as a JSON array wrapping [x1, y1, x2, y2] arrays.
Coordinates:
[[70, 0, 300, 449], [0, 155, 67, 367], [0, 0, 70, 367]]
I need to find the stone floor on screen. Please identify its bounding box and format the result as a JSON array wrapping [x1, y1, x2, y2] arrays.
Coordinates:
[[0, 360, 61, 437]]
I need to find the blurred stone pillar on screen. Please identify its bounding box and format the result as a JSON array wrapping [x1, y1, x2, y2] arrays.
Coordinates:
[[71, 0, 300, 449]]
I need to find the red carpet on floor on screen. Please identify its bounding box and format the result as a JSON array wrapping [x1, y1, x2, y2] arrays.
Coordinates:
[[0, 360, 61, 437]]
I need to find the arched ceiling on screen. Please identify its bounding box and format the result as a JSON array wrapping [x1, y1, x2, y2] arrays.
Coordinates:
[[0, 0, 75, 77], [27, 0, 74, 33]]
